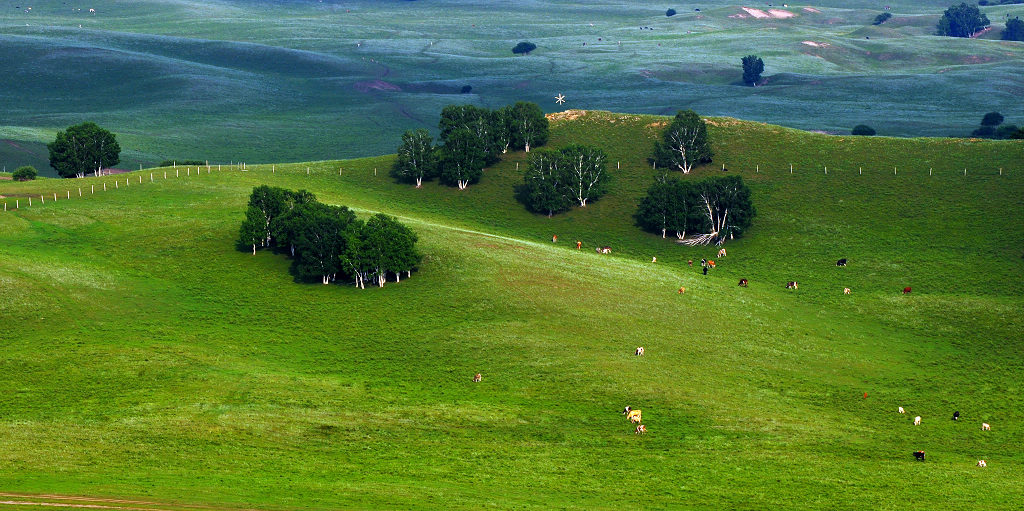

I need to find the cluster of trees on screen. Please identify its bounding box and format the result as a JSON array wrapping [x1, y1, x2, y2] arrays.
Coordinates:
[[520, 145, 610, 216], [238, 186, 420, 288], [852, 124, 876, 136], [741, 55, 765, 86], [971, 111, 1022, 139], [872, 12, 893, 25], [47, 122, 121, 178], [650, 110, 713, 174], [1003, 16, 1024, 40], [635, 175, 755, 245], [392, 102, 549, 189], [937, 3, 989, 37], [12, 166, 37, 181]]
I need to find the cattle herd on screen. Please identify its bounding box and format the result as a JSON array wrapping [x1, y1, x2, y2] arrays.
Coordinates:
[[900, 406, 991, 465]]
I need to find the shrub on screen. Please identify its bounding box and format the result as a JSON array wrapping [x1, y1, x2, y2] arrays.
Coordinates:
[[971, 126, 995, 138], [12, 166, 38, 181], [872, 12, 892, 25], [1003, 17, 1024, 41], [852, 125, 876, 136], [666, 8, 677, 17], [460, 85, 472, 94], [741, 55, 764, 86], [994, 124, 1019, 139], [512, 42, 537, 55]]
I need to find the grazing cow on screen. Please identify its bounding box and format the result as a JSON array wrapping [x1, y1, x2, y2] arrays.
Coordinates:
[[708, 260, 716, 268], [635, 346, 644, 356], [597, 246, 612, 254], [678, 286, 686, 294], [622, 406, 631, 415], [913, 451, 926, 461], [652, 256, 657, 263], [843, 287, 851, 295], [898, 406, 905, 414], [700, 258, 707, 268], [903, 287, 912, 295], [982, 423, 990, 431], [576, 240, 582, 250], [635, 424, 647, 435], [718, 248, 727, 258], [952, 411, 959, 421], [738, 278, 748, 287], [786, 281, 798, 289], [473, 373, 482, 383], [977, 460, 987, 467], [914, 416, 921, 426], [627, 409, 642, 424], [688, 259, 693, 267], [836, 258, 847, 267]]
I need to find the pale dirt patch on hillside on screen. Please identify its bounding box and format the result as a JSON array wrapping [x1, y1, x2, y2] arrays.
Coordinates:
[[547, 110, 587, 122], [741, 7, 770, 18], [802, 41, 830, 47], [768, 9, 796, 18], [803, 7, 821, 13]]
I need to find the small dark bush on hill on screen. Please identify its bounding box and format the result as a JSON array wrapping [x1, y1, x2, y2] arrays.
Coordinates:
[[971, 126, 995, 138], [873, 12, 893, 25], [460, 85, 473, 93], [12, 165, 37, 181], [1004, 17, 1024, 40], [512, 42, 537, 54], [852, 125, 876, 136], [666, 8, 677, 17]]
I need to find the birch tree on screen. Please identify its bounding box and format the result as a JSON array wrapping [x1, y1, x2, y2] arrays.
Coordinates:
[[634, 176, 696, 239], [391, 129, 437, 187], [290, 203, 357, 285], [511, 101, 549, 153], [439, 128, 486, 190], [679, 176, 755, 246], [652, 110, 712, 174], [521, 150, 572, 216], [562, 144, 609, 207], [238, 207, 265, 255], [47, 122, 121, 178]]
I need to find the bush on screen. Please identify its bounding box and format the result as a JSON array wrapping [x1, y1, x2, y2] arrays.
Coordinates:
[[741, 55, 764, 86], [1003, 17, 1024, 41], [460, 85, 472, 94], [971, 126, 995, 138], [159, 159, 205, 167], [994, 124, 1019, 139], [936, 3, 990, 37], [512, 42, 537, 55], [872, 12, 892, 25], [12, 166, 38, 181], [666, 8, 676, 16], [852, 125, 876, 136], [981, 111, 1004, 126]]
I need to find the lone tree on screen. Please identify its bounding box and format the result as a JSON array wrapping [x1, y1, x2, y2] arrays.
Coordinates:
[[741, 55, 765, 86], [666, 8, 677, 16], [391, 129, 437, 187], [1004, 17, 1024, 41], [937, 3, 989, 37], [47, 122, 121, 178], [512, 41, 537, 55], [852, 124, 876, 136], [12, 165, 38, 181], [981, 111, 1004, 126], [873, 12, 893, 25], [651, 110, 713, 174]]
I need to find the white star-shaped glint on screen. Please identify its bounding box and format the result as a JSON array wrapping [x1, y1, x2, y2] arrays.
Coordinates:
[[555, 93, 566, 105]]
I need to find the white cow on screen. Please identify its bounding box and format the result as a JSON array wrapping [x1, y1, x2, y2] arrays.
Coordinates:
[[982, 422, 991, 431], [635, 346, 644, 356], [914, 416, 921, 426], [898, 406, 905, 414], [977, 460, 987, 467]]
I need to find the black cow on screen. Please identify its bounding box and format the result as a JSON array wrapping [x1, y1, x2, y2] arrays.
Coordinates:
[[738, 278, 749, 287], [836, 258, 847, 267], [952, 411, 960, 421], [913, 451, 926, 461]]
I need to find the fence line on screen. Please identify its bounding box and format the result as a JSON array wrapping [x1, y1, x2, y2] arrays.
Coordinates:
[[2, 162, 1015, 213]]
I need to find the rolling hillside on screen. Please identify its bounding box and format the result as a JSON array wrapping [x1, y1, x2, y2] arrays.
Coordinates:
[[1, 113, 1022, 509]]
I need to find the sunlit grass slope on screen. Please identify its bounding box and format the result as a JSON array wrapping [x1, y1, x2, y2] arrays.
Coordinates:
[[1, 113, 1022, 509]]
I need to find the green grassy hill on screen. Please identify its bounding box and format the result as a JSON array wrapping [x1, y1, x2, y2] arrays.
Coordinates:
[[1, 113, 1022, 509]]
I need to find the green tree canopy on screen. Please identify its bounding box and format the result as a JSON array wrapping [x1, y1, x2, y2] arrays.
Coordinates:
[[521, 150, 573, 217], [289, 202, 358, 285], [439, 127, 487, 189], [981, 111, 1004, 126], [741, 55, 765, 86], [994, 124, 1019, 139], [561, 144, 609, 207], [1004, 17, 1024, 41], [12, 166, 38, 181], [510, 101, 549, 153], [634, 175, 698, 239], [391, 129, 437, 187], [47, 122, 121, 178], [651, 110, 713, 174], [354, 214, 422, 288], [937, 3, 990, 37], [873, 12, 893, 25], [641, 175, 755, 246], [666, 8, 677, 16]]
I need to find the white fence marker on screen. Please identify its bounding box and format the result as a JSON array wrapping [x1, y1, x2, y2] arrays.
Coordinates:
[[790, 163, 793, 174]]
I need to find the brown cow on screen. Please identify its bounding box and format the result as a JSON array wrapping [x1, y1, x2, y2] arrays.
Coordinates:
[[786, 281, 798, 289], [738, 278, 748, 287], [903, 287, 912, 295], [635, 424, 647, 435], [473, 373, 482, 383], [627, 409, 642, 424], [707, 260, 716, 268], [596, 246, 612, 254]]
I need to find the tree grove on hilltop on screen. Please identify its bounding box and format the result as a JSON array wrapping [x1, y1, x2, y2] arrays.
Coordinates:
[[511, 101, 549, 153], [636, 175, 755, 245], [741, 55, 764, 86], [937, 3, 990, 37], [651, 110, 713, 174], [391, 129, 437, 187], [439, 127, 487, 190], [237, 186, 420, 287], [47, 122, 121, 178], [520, 144, 610, 215]]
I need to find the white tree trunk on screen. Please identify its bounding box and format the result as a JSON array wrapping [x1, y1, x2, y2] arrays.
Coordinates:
[[661, 228, 666, 239], [252, 244, 256, 255], [322, 275, 329, 285], [415, 177, 423, 188], [525, 142, 530, 152]]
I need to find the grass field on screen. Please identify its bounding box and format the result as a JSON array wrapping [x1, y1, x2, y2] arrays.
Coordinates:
[[1, 0, 1023, 175], [1, 113, 1022, 509]]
